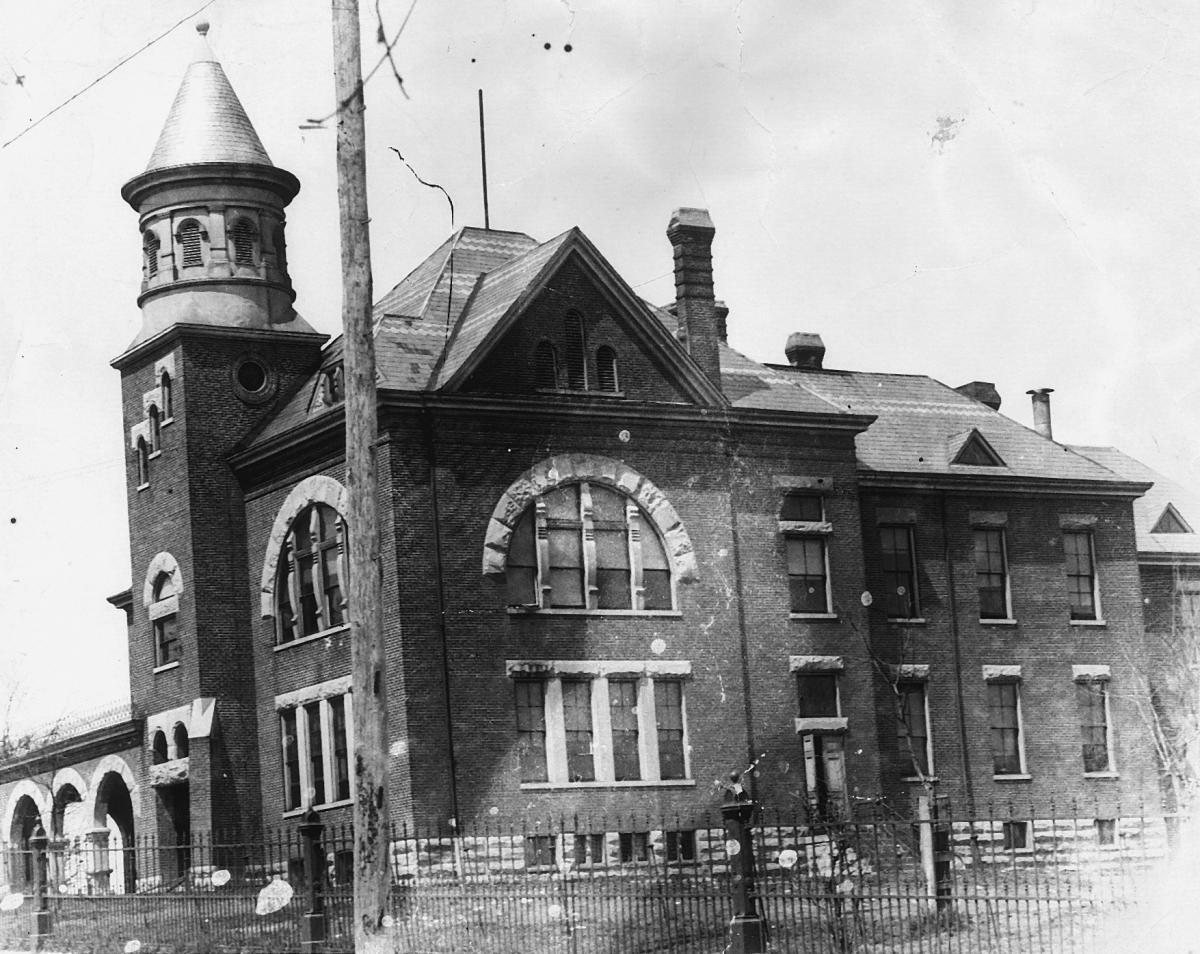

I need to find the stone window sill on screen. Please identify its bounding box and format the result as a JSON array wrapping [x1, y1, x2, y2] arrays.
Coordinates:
[[520, 779, 695, 791], [274, 624, 351, 651], [887, 617, 926, 625], [993, 773, 1032, 782], [790, 612, 838, 621], [1083, 771, 1120, 779], [506, 608, 682, 618], [1070, 619, 1107, 627], [902, 776, 940, 784], [981, 618, 1018, 626], [137, 482, 150, 492], [148, 451, 162, 460], [153, 661, 180, 674], [282, 797, 352, 818], [162, 417, 174, 427]]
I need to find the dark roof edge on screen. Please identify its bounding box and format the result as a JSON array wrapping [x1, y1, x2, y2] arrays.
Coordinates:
[[111, 323, 328, 370], [858, 471, 1154, 498]]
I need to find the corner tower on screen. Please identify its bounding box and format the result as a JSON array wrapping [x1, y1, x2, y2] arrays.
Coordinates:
[[112, 23, 326, 842]]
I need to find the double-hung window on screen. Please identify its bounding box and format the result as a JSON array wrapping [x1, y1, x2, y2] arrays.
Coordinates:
[[149, 572, 180, 669], [278, 681, 353, 813], [896, 679, 932, 778], [879, 525, 920, 619], [508, 661, 691, 786], [1073, 666, 1114, 774], [1063, 530, 1100, 621], [974, 528, 1010, 620], [985, 668, 1026, 777], [780, 492, 833, 616]]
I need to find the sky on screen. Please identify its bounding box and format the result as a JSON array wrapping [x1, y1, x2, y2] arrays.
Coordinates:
[[2, 0, 1199, 730]]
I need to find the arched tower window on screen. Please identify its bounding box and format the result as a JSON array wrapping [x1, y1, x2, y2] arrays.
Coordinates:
[[273, 224, 288, 275], [596, 346, 618, 393], [230, 218, 257, 267], [276, 503, 347, 644], [172, 724, 189, 759], [534, 341, 558, 390], [143, 231, 160, 279], [136, 438, 149, 487], [177, 220, 203, 268], [148, 405, 161, 451], [150, 571, 180, 667], [160, 371, 173, 420], [506, 482, 673, 611], [565, 313, 587, 390], [152, 731, 168, 765]]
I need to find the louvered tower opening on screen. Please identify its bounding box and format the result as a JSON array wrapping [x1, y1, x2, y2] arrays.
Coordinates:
[[534, 341, 558, 390], [565, 313, 587, 390], [231, 219, 256, 266], [596, 346, 619, 392], [178, 221, 203, 267], [143, 231, 160, 278]]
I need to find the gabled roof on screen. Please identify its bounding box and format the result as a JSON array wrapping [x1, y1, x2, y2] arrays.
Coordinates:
[[253, 224, 853, 447], [145, 27, 271, 172], [773, 367, 1134, 485], [1070, 446, 1200, 558]]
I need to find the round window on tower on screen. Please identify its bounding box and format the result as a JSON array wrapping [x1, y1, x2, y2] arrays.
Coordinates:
[[232, 355, 276, 404]]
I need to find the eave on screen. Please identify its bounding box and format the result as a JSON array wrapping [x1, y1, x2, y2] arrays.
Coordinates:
[[1138, 550, 1200, 567], [0, 719, 144, 784], [857, 470, 1154, 499], [111, 322, 327, 371]]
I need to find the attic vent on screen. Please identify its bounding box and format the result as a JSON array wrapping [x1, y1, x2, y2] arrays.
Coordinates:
[[1152, 503, 1192, 534], [565, 313, 587, 389], [952, 430, 1005, 467], [319, 364, 344, 407], [178, 220, 203, 267], [143, 231, 160, 278], [231, 218, 256, 266], [596, 346, 618, 392], [534, 341, 558, 390]]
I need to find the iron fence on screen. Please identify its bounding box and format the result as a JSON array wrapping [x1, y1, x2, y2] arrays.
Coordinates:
[[0, 797, 1183, 953]]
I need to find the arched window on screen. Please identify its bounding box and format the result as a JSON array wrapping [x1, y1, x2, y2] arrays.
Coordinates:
[[177, 220, 203, 268], [276, 503, 347, 644], [152, 731, 168, 765], [505, 482, 672, 611], [596, 346, 618, 393], [172, 724, 189, 759], [534, 341, 558, 390], [136, 438, 149, 487], [150, 571, 180, 667], [160, 371, 173, 420], [230, 218, 257, 267], [143, 231, 160, 279], [148, 405, 161, 452], [565, 313, 587, 390]]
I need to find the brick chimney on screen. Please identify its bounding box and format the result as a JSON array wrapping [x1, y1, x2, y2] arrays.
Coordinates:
[[955, 381, 1002, 411], [1027, 388, 1054, 439], [667, 208, 721, 389], [785, 332, 825, 369]]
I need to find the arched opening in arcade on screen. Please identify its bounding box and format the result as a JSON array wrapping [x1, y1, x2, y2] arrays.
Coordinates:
[[8, 795, 43, 889], [94, 771, 136, 893]]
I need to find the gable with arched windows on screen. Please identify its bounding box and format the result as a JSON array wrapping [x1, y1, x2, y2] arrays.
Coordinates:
[[483, 456, 697, 612]]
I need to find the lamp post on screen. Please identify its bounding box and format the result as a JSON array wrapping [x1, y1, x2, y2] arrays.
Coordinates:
[[29, 822, 51, 949], [721, 772, 766, 953]]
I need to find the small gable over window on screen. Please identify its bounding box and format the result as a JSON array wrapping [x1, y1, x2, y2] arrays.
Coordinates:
[[1152, 503, 1193, 534], [951, 429, 1005, 467]]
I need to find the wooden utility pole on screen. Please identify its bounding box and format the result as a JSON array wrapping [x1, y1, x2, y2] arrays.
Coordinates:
[[331, 2, 390, 951]]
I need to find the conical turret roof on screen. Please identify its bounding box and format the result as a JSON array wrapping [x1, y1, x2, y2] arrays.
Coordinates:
[[145, 22, 271, 172]]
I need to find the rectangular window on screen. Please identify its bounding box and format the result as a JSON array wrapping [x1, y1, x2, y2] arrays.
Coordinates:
[[154, 616, 179, 667], [594, 491, 631, 610], [1095, 818, 1116, 846], [524, 835, 556, 870], [665, 830, 696, 863], [278, 692, 352, 813], [618, 832, 649, 864], [988, 682, 1024, 775], [609, 679, 641, 781], [1001, 820, 1028, 851], [546, 486, 585, 608], [1077, 681, 1111, 773], [1064, 531, 1099, 620], [896, 682, 930, 777], [514, 680, 548, 783], [562, 679, 595, 782], [655, 680, 686, 780], [510, 666, 690, 786], [781, 493, 823, 522], [797, 673, 839, 718], [787, 537, 830, 613], [573, 833, 606, 866], [974, 528, 1009, 619], [879, 525, 919, 619]]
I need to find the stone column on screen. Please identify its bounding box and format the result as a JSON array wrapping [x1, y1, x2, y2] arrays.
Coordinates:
[[85, 828, 112, 895]]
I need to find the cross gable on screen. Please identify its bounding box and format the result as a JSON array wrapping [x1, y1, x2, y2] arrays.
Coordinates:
[[949, 429, 1006, 467]]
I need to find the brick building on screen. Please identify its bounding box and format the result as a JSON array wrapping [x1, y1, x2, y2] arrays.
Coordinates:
[[0, 27, 1171, 880]]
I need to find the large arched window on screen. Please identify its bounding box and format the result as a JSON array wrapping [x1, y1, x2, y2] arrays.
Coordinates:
[[177, 219, 203, 268], [506, 482, 672, 611], [276, 503, 347, 643]]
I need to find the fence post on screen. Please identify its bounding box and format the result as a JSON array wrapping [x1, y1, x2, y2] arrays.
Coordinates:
[[29, 823, 51, 950], [299, 809, 327, 953], [721, 773, 766, 954], [86, 828, 112, 895]]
